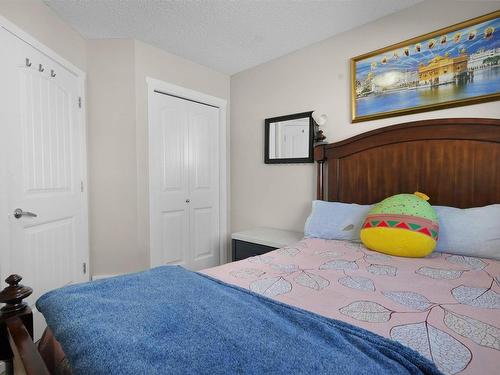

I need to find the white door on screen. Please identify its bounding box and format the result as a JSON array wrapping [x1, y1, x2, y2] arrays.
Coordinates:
[[150, 92, 220, 270], [0, 28, 89, 339], [281, 122, 309, 158]]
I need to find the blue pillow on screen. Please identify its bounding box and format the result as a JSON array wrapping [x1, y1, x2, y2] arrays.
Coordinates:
[[434, 204, 500, 260], [304, 200, 372, 241]]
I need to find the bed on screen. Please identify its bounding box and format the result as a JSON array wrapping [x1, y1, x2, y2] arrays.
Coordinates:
[[206, 238, 499, 375], [0, 117, 499, 375]]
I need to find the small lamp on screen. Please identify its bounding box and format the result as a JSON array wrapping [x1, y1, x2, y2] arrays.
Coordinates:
[[312, 111, 327, 144]]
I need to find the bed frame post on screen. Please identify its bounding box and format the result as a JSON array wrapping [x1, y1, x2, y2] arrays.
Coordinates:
[[314, 145, 326, 200], [0, 274, 36, 375]]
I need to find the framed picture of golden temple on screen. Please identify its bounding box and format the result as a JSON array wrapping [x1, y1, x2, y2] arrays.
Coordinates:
[[351, 11, 500, 122]]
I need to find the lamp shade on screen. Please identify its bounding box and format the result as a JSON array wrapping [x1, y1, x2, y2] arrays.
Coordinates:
[[312, 111, 328, 126]]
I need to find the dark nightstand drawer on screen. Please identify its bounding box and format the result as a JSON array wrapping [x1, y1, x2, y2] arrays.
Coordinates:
[[232, 239, 277, 261]]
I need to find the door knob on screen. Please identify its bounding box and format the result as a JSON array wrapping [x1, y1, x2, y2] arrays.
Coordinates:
[[185, 199, 190, 203], [13, 208, 37, 219]]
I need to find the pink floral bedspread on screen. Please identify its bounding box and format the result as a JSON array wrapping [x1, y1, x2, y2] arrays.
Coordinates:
[[203, 238, 500, 375]]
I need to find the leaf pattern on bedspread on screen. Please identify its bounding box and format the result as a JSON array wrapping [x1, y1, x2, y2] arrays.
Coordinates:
[[249, 277, 292, 297], [314, 250, 341, 258], [391, 322, 471, 375], [247, 255, 273, 264], [339, 301, 391, 323], [416, 267, 463, 280], [319, 259, 358, 271], [230, 268, 265, 279], [444, 310, 500, 350], [294, 271, 329, 290], [338, 276, 375, 292], [276, 247, 300, 256], [452, 285, 500, 309], [295, 240, 309, 249], [209, 237, 500, 375], [367, 264, 397, 276], [365, 253, 391, 263], [383, 291, 434, 311], [271, 263, 299, 273], [447, 255, 487, 271]]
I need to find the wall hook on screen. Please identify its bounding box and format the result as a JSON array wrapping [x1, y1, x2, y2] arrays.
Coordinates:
[[38, 64, 44, 73], [50, 69, 56, 78], [25, 58, 32, 67]]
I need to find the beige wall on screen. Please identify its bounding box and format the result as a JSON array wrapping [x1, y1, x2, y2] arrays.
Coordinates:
[[86, 40, 140, 275], [0, 0, 86, 70], [88, 40, 230, 275], [230, 1, 500, 234]]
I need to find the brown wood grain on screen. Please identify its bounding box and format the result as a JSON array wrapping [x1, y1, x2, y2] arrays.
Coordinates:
[[314, 118, 500, 207], [7, 318, 49, 375], [0, 276, 48, 375]]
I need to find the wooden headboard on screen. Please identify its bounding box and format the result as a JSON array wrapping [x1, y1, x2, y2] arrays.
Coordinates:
[[314, 118, 500, 208]]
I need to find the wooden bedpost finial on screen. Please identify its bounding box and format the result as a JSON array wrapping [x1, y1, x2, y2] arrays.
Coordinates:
[[0, 274, 33, 317]]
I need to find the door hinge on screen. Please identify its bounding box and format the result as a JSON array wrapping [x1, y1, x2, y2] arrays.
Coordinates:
[[81, 180, 84, 192], [78, 97, 82, 108], [83, 262, 87, 274]]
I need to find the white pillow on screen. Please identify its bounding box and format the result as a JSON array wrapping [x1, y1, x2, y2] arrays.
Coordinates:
[[434, 204, 500, 260], [304, 200, 372, 241]]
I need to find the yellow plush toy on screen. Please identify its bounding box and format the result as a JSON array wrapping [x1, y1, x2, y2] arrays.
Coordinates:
[[360, 192, 439, 257]]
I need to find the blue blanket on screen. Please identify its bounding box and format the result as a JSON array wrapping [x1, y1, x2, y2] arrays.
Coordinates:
[[36, 266, 441, 375]]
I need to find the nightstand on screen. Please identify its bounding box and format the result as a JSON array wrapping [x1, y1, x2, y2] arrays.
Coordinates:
[[231, 227, 303, 261]]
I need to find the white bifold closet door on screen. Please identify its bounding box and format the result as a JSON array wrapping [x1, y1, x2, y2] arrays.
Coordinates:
[[0, 27, 88, 339], [150, 92, 220, 270]]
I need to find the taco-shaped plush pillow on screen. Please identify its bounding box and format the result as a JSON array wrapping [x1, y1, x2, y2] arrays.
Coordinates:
[[360, 192, 439, 257]]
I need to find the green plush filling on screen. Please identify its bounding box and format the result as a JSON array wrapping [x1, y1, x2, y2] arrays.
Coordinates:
[[369, 194, 438, 221]]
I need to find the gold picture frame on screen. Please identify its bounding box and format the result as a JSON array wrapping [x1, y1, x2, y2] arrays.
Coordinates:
[[351, 11, 500, 123]]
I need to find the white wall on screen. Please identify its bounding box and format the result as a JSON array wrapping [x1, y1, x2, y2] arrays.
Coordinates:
[[230, 1, 500, 234]]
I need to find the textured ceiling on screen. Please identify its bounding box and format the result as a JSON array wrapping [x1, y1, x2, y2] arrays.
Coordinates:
[[44, 0, 423, 75]]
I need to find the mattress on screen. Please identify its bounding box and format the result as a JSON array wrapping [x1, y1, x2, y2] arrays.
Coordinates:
[[203, 238, 500, 375]]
